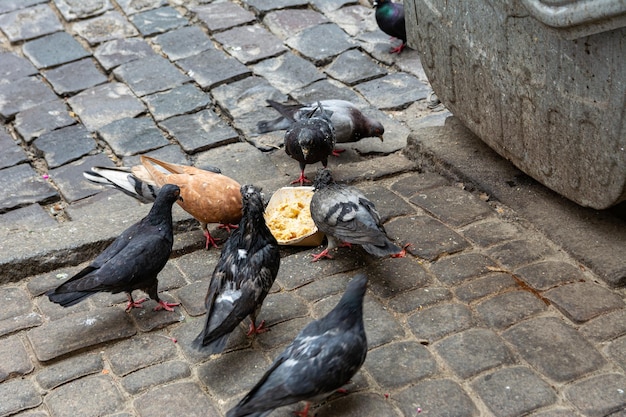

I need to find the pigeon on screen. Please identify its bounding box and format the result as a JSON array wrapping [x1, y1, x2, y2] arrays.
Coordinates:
[[309, 168, 406, 261], [193, 185, 280, 354], [373, 0, 407, 54], [257, 99, 384, 151], [227, 273, 368, 417], [284, 102, 336, 186], [47, 184, 182, 312], [84, 155, 242, 249]]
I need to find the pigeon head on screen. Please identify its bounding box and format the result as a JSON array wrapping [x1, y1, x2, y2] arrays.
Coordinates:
[[313, 168, 335, 191], [240, 185, 265, 215], [330, 273, 368, 324]]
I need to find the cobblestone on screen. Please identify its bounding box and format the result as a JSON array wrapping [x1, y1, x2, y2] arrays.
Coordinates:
[[410, 186, 494, 227], [93, 38, 157, 70], [45, 375, 125, 417], [408, 302, 475, 342], [365, 340, 437, 389], [177, 49, 251, 89], [394, 379, 478, 417], [35, 352, 103, 390], [14, 100, 76, 143], [22, 31, 90, 69], [0, 128, 27, 169], [286, 23, 355, 64], [565, 373, 626, 417], [0, 377, 42, 416], [475, 290, 547, 329], [252, 52, 325, 94], [114, 55, 190, 97], [0, 164, 58, 212], [160, 110, 239, 153], [121, 360, 191, 394], [0, 76, 58, 120], [430, 252, 497, 285], [53, 0, 112, 21], [98, 117, 169, 157], [515, 260, 587, 290], [33, 124, 96, 168], [72, 11, 139, 45], [0, 336, 33, 382], [43, 58, 108, 96], [134, 381, 220, 417], [129, 6, 187, 36], [544, 281, 625, 323], [0, 3, 62, 42], [215, 24, 287, 64], [152, 26, 213, 61]]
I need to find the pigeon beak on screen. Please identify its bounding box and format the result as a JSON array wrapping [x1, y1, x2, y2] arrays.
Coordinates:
[[302, 148, 310, 158], [378, 134, 384, 142], [178, 195, 184, 203]]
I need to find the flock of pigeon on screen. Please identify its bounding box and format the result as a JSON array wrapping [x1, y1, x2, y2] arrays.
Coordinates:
[[46, 2, 408, 416]]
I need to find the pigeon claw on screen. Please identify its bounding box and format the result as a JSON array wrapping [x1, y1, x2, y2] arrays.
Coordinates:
[[218, 223, 239, 233], [332, 148, 346, 157], [125, 297, 147, 312], [247, 320, 268, 336], [293, 402, 311, 417], [311, 249, 333, 262], [391, 243, 412, 258], [389, 43, 406, 54], [290, 172, 312, 186], [154, 300, 180, 312], [203, 229, 221, 250]]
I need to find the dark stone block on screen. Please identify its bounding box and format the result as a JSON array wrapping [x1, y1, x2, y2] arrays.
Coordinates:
[[0, 4, 62, 42], [73, 11, 139, 46], [143, 84, 211, 121], [460, 219, 522, 247], [130, 6, 187, 36], [0, 203, 57, 232], [394, 379, 479, 417], [0, 164, 58, 212], [14, 100, 76, 143], [114, 55, 190, 97], [366, 256, 432, 299], [94, 38, 157, 70], [0, 52, 37, 81], [0, 128, 27, 169], [193, 2, 255, 32], [0, 0, 47, 14], [35, 352, 103, 389], [121, 360, 191, 394], [264, 8, 329, 39], [177, 49, 251, 89], [122, 144, 189, 167], [365, 341, 437, 389], [117, 0, 167, 15], [0, 378, 42, 416], [49, 153, 119, 202], [431, 252, 497, 285], [243, 0, 309, 13], [43, 58, 108, 95], [355, 73, 431, 110], [53, 0, 113, 21], [409, 186, 494, 227], [0, 76, 57, 120], [544, 281, 625, 323], [98, 117, 169, 157], [317, 393, 402, 417], [454, 273, 518, 302], [579, 309, 626, 342], [107, 333, 178, 376], [325, 49, 387, 85], [286, 23, 355, 64], [388, 286, 453, 314], [214, 24, 287, 65], [515, 260, 587, 291], [152, 26, 213, 61], [134, 382, 219, 417], [45, 375, 125, 417], [252, 52, 325, 94], [33, 124, 96, 168], [408, 302, 475, 342], [488, 239, 556, 269], [565, 373, 626, 417], [475, 290, 547, 329], [0, 335, 34, 382], [160, 110, 239, 154]]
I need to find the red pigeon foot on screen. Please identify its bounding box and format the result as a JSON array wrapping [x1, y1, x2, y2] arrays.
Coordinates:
[[311, 248, 334, 262], [332, 148, 346, 157], [290, 171, 312, 186], [293, 403, 311, 417], [390, 43, 406, 54], [154, 300, 180, 312], [247, 319, 268, 336], [125, 296, 147, 312], [219, 223, 239, 233], [391, 243, 412, 258], [203, 229, 220, 249]]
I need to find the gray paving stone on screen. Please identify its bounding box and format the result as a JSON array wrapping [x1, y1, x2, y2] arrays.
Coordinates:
[[361, 184, 416, 221], [49, 153, 119, 202], [310, 0, 356, 13], [243, 0, 309, 13], [365, 341, 437, 389], [193, 2, 256, 32], [264, 8, 328, 39], [0, 128, 27, 169], [121, 360, 191, 394], [67, 82, 146, 131], [255, 316, 311, 352], [454, 273, 519, 302], [0, 4, 62, 42], [0, 0, 47, 14], [431, 252, 497, 285], [488, 239, 557, 269], [93, 38, 157, 70], [0, 204, 56, 234], [384, 215, 470, 261], [174, 280, 208, 317], [580, 309, 626, 342], [130, 6, 187, 36], [252, 52, 325, 94], [72, 11, 139, 46], [117, 0, 166, 15], [608, 335, 626, 372], [106, 333, 178, 376], [27, 306, 136, 361], [122, 143, 189, 167], [199, 348, 272, 399], [27, 265, 85, 297], [388, 286, 452, 314], [160, 109, 239, 153], [152, 26, 213, 61], [286, 23, 355, 64], [294, 272, 353, 303], [0, 378, 42, 416], [408, 302, 475, 342], [394, 379, 479, 417], [128, 298, 184, 332], [33, 124, 96, 168], [0, 286, 34, 321], [143, 84, 210, 121], [390, 172, 449, 197], [515, 260, 587, 291], [36, 290, 91, 321], [170, 248, 220, 282], [290, 78, 364, 105], [14, 100, 76, 143], [43, 58, 107, 96], [461, 219, 523, 247], [476, 290, 548, 329], [0, 76, 57, 120], [98, 117, 169, 157], [22, 32, 91, 69], [409, 186, 494, 227], [355, 72, 430, 110], [0, 336, 33, 382], [325, 49, 387, 86], [544, 281, 625, 323], [259, 291, 309, 327], [53, 0, 112, 21], [35, 352, 103, 390], [356, 30, 404, 66], [0, 52, 37, 81], [326, 4, 378, 37], [114, 55, 190, 97], [366, 256, 432, 299], [0, 164, 58, 212], [530, 409, 582, 417], [435, 328, 516, 379], [178, 49, 252, 89], [134, 381, 220, 417], [502, 317, 606, 383], [472, 366, 558, 417], [565, 373, 626, 417], [215, 24, 287, 65], [45, 375, 125, 417], [317, 392, 402, 417]]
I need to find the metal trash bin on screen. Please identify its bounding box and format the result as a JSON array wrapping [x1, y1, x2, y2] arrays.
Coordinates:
[[405, 0, 626, 209]]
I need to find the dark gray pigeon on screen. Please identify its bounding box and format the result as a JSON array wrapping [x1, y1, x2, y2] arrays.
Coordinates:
[[227, 273, 368, 417], [284, 102, 336, 186], [309, 168, 406, 261], [47, 184, 182, 312], [374, 0, 407, 54], [258, 99, 384, 149], [193, 185, 280, 354]]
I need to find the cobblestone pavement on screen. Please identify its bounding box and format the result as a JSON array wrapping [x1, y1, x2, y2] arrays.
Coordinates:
[[0, 1, 625, 417]]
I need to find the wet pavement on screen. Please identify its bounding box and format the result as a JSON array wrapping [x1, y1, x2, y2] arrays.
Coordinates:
[[0, 1, 625, 417]]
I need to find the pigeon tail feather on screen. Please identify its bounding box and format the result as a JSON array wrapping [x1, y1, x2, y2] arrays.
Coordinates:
[[46, 289, 95, 307]]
